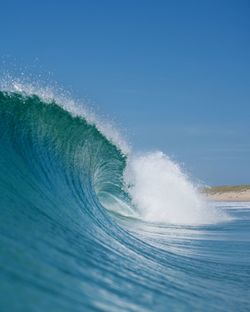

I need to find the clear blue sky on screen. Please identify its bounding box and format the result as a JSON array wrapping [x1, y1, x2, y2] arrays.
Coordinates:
[[0, 0, 249, 185]]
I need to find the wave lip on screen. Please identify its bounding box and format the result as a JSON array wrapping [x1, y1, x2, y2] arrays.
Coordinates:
[[0, 79, 130, 154]]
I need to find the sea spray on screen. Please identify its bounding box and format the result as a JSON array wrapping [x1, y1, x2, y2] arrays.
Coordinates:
[[0, 78, 130, 154]]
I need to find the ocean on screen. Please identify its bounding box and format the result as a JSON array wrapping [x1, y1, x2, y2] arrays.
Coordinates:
[[0, 88, 249, 311]]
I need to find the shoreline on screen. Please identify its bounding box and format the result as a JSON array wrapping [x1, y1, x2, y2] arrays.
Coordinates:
[[202, 185, 250, 202]]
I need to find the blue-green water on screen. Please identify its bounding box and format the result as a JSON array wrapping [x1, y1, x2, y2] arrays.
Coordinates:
[[0, 91, 249, 311]]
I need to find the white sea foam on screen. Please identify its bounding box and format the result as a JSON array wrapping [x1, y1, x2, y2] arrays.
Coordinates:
[[125, 152, 229, 225]]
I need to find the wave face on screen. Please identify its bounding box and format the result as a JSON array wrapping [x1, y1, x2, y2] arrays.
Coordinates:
[[0, 90, 249, 311]]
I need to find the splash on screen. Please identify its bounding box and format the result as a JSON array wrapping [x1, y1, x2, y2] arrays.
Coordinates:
[[125, 152, 228, 225]]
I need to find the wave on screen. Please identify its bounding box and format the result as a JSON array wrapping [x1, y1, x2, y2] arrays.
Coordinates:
[[0, 84, 228, 225], [1, 83, 248, 312]]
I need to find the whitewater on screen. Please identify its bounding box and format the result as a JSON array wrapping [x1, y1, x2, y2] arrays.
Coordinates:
[[0, 81, 249, 311]]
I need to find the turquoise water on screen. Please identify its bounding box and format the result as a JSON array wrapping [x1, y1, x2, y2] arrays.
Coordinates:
[[0, 91, 249, 311]]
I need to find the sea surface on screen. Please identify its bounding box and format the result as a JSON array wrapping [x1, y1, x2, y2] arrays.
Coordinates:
[[0, 89, 249, 311]]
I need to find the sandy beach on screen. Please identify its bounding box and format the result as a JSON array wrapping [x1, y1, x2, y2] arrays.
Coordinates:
[[204, 185, 250, 202]]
